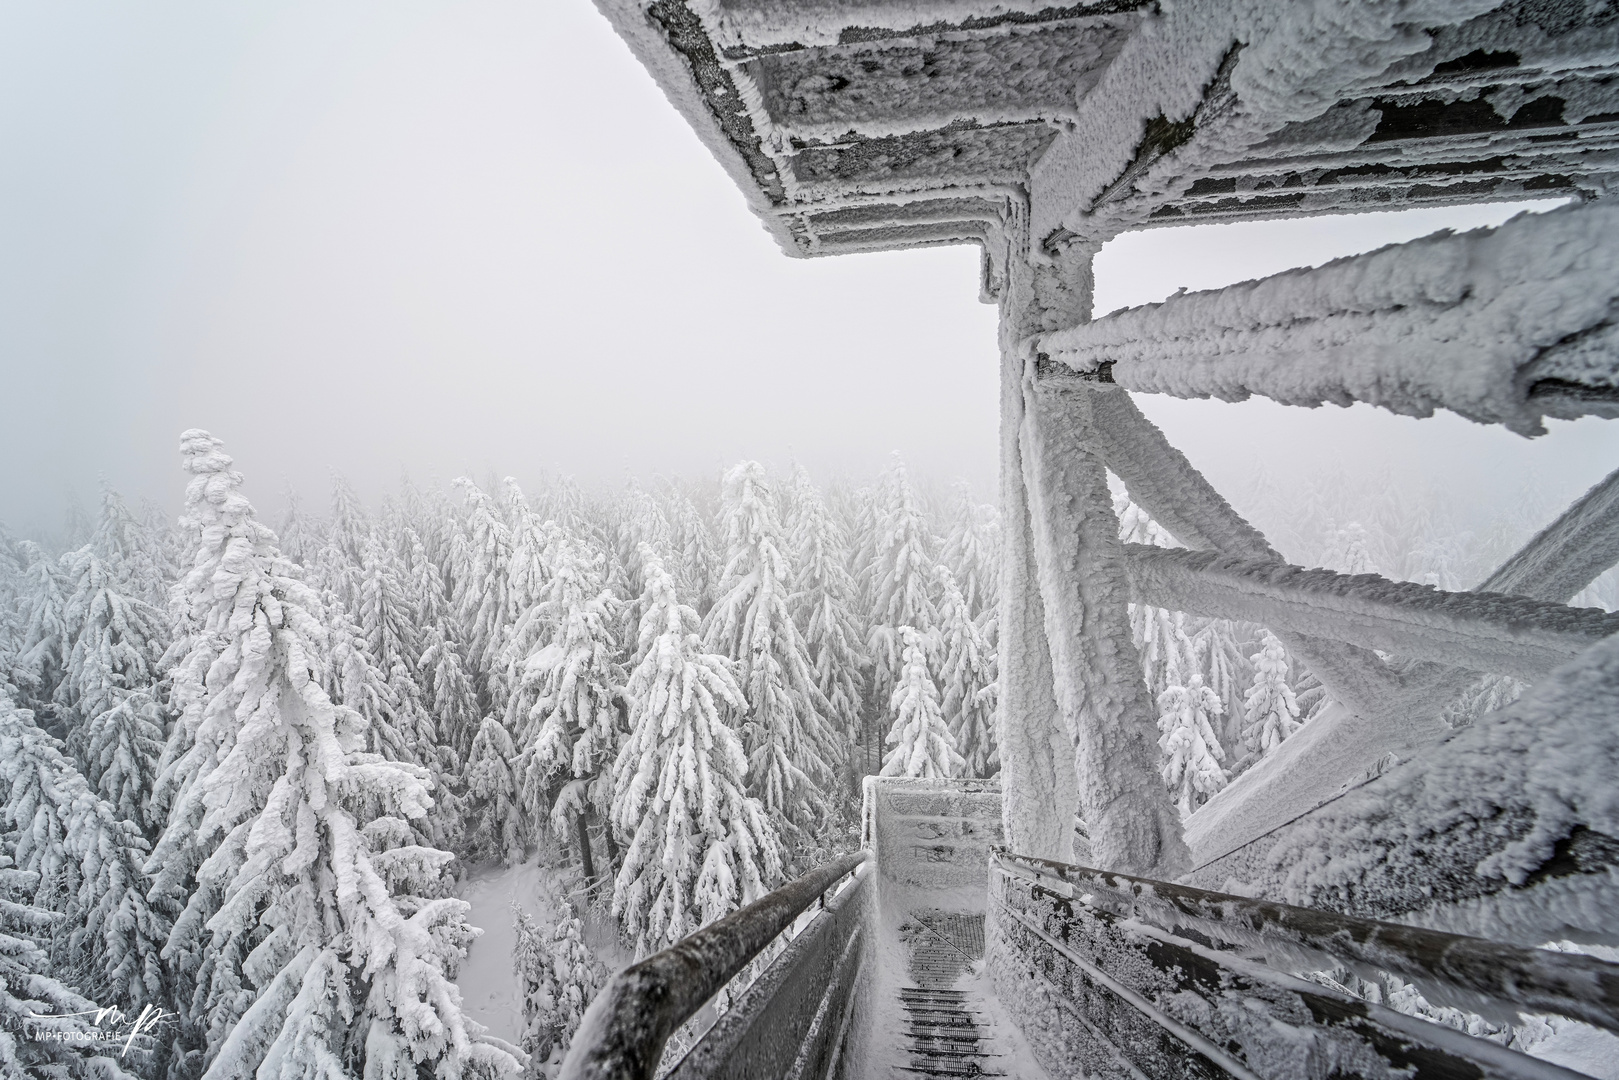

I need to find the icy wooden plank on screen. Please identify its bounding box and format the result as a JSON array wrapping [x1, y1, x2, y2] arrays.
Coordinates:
[[1035, 202, 1619, 434], [561, 852, 870, 1080], [990, 853, 1607, 1080], [1123, 545, 1619, 681], [1481, 466, 1619, 604], [998, 851, 1619, 1036]]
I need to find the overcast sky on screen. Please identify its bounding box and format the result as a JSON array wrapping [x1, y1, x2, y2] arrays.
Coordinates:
[[1, 1, 1614, 543]]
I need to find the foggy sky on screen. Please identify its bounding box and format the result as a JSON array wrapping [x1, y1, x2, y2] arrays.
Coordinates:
[[2, 1, 1614, 543]]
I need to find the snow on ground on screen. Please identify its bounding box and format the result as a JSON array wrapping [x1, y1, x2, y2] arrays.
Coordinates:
[[1528, 1020, 1619, 1079], [457, 859, 555, 1045], [456, 858, 634, 1048]]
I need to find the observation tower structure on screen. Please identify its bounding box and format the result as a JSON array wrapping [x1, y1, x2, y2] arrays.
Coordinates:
[[565, 3, 1619, 1077]]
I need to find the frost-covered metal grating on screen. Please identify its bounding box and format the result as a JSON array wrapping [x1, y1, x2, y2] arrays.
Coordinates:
[[900, 910, 986, 987]]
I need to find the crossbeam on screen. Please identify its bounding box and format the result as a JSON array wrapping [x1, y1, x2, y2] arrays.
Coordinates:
[[1034, 202, 1619, 434], [1123, 545, 1619, 681]]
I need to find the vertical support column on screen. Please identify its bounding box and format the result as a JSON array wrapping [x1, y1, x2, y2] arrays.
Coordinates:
[[1022, 378, 1189, 878], [996, 236, 1075, 863]]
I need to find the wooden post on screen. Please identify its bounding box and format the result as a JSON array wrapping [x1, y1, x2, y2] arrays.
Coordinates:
[[994, 223, 1082, 863], [1021, 377, 1189, 878]]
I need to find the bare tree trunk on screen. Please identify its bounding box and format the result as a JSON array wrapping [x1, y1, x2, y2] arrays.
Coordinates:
[[575, 810, 596, 883]]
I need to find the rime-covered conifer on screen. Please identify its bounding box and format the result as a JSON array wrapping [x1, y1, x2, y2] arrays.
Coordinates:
[[54, 495, 171, 829], [12, 542, 70, 717], [866, 460, 940, 711], [467, 715, 525, 865], [936, 568, 996, 779], [659, 480, 719, 614], [1242, 630, 1301, 756], [510, 526, 625, 848], [513, 905, 606, 1068], [939, 482, 998, 620], [703, 462, 837, 842], [0, 834, 142, 1078], [0, 687, 169, 1018], [612, 549, 781, 957], [277, 485, 322, 569], [786, 467, 866, 784], [454, 479, 515, 712], [1157, 675, 1228, 817], [880, 626, 961, 779], [147, 431, 515, 1079]]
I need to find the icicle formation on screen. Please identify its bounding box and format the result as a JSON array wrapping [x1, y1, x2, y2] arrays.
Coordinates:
[[881, 626, 962, 779], [146, 431, 520, 1080], [1157, 674, 1228, 817], [612, 547, 783, 957], [1243, 630, 1302, 756]]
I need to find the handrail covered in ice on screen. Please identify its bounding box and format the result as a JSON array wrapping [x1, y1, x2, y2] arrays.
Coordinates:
[[989, 850, 1619, 1079], [559, 850, 870, 1080]]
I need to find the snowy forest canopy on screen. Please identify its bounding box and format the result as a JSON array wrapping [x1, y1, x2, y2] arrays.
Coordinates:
[[0, 429, 1614, 1078]]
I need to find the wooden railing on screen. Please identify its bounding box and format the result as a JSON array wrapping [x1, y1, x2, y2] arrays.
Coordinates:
[[559, 851, 872, 1080], [988, 850, 1619, 1080]]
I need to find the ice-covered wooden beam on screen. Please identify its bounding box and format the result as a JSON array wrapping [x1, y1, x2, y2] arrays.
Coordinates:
[[1186, 633, 1619, 948], [1123, 545, 1619, 681], [1031, 1, 1619, 247], [1033, 202, 1619, 434]]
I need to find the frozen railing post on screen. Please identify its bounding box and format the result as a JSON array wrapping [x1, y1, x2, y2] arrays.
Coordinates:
[[559, 850, 871, 1080]]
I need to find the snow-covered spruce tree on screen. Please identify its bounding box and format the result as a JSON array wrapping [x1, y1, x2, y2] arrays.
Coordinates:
[[657, 479, 720, 615], [939, 481, 998, 621], [399, 523, 480, 763], [453, 479, 515, 714], [423, 621, 480, 764], [146, 431, 519, 1080], [513, 904, 607, 1070], [1188, 618, 1252, 753], [510, 525, 625, 865], [880, 626, 962, 780], [503, 480, 551, 644], [1115, 494, 1201, 703], [1157, 675, 1228, 818], [1322, 521, 1378, 576], [466, 714, 524, 866], [703, 462, 838, 848], [0, 683, 170, 1025], [1242, 630, 1301, 758], [54, 493, 171, 831], [0, 532, 27, 675], [612, 548, 782, 958], [866, 458, 940, 714], [0, 830, 143, 1078], [935, 567, 996, 779], [325, 587, 417, 767], [786, 467, 867, 789], [11, 541, 70, 721], [277, 485, 323, 570]]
